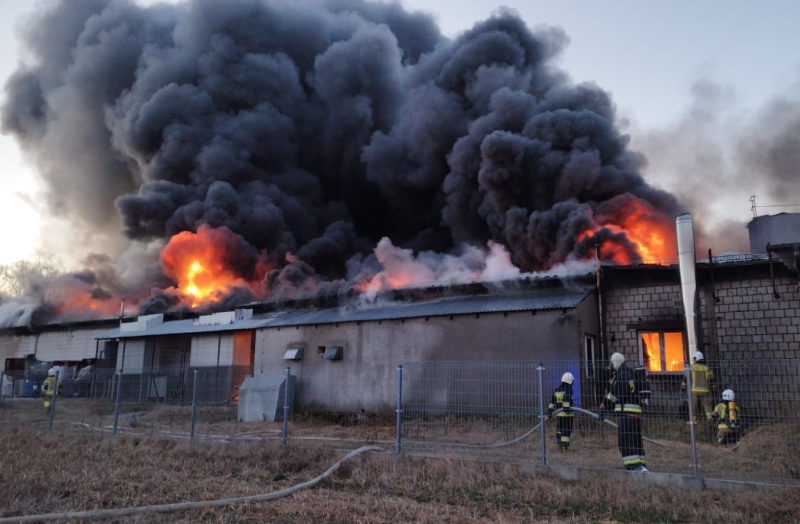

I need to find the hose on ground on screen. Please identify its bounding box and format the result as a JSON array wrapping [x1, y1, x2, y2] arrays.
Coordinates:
[[429, 409, 563, 449], [0, 445, 387, 523], [414, 407, 673, 449], [571, 407, 671, 447]]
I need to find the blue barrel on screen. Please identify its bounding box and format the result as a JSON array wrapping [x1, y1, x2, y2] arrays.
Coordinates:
[[23, 379, 42, 398]]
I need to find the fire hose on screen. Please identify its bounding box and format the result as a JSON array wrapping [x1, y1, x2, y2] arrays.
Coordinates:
[[436, 407, 671, 449], [0, 445, 387, 523]]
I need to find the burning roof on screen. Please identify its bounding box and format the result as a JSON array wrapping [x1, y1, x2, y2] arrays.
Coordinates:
[[1, 0, 681, 327]]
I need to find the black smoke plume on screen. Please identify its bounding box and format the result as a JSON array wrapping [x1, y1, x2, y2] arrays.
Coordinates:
[[2, 0, 681, 316]]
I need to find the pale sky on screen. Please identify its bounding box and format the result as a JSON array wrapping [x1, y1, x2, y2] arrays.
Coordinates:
[[1, 0, 799, 264]]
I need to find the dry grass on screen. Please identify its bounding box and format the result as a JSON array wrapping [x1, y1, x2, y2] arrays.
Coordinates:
[[1, 428, 800, 523], [3, 400, 800, 485]]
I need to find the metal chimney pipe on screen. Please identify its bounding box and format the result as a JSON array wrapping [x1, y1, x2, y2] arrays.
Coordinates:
[[676, 214, 699, 357]]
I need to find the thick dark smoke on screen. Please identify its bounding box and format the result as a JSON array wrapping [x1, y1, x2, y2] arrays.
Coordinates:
[[3, 0, 681, 316]]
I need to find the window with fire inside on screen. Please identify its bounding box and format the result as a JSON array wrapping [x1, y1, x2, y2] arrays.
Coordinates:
[[638, 331, 685, 373]]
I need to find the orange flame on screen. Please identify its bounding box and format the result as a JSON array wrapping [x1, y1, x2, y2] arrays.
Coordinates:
[[579, 198, 675, 265], [160, 225, 263, 307], [54, 290, 121, 319]]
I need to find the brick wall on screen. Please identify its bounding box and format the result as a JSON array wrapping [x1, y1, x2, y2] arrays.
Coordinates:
[[605, 283, 684, 362], [602, 263, 800, 418], [713, 276, 800, 360], [603, 264, 800, 363]]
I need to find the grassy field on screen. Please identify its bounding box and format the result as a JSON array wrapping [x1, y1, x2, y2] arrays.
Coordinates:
[[1, 428, 800, 523], [2, 399, 800, 487]]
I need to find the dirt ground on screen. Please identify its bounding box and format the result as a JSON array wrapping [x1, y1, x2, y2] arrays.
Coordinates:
[[2, 399, 799, 486], [1, 428, 800, 524]]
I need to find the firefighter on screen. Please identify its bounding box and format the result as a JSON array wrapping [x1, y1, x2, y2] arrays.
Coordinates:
[[548, 372, 575, 452], [42, 367, 60, 411], [682, 351, 715, 423], [600, 353, 648, 472], [712, 389, 741, 445]]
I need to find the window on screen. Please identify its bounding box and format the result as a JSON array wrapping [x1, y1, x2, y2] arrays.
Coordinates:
[[639, 331, 685, 372]]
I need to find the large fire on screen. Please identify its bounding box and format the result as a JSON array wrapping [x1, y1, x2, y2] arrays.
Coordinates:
[[158, 200, 676, 308], [579, 198, 676, 265], [160, 225, 264, 307], [50, 283, 122, 320]]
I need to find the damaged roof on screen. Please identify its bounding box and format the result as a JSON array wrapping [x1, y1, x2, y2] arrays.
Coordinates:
[[96, 287, 594, 340]]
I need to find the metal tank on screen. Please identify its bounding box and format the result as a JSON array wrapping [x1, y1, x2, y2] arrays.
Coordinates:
[[748, 213, 800, 253]]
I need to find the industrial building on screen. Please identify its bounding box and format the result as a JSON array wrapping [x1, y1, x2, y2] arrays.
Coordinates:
[[2, 212, 799, 415], [600, 212, 800, 417]]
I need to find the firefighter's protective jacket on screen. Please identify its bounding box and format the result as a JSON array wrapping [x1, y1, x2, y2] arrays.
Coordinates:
[[606, 364, 642, 414], [712, 401, 740, 429], [42, 376, 60, 398], [549, 382, 574, 417], [682, 360, 714, 393]]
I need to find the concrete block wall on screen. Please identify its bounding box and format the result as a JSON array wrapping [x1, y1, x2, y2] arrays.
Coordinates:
[[604, 282, 684, 364], [712, 276, 800, 361], [603, 267, 800, 419]]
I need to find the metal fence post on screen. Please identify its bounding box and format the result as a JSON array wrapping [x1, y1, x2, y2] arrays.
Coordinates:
[[113, 372, 122, 435], [537, 364, 547, 466], [396, 365, 403, 454], [282, 367, 290, 445], [190, 369, 199, 440], [48, 374, 59, 431], [685, 365, 698, 477]]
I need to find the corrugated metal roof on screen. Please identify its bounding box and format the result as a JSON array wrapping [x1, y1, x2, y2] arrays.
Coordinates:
[[96, 287, 593, 340], [96, 317, 275, 340]]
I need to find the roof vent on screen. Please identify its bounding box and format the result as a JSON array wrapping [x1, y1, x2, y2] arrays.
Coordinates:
[[194, 309, 253, 326], [120, 314, 164, 332], [235, 308, 253, 321]]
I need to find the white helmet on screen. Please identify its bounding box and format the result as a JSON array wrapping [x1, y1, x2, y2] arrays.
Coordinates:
[[722, 389, 735, 401], [693, 351, 704, 362], [610, 352, 625, 370], [561, 372, 574, 385], [47, 368, 56, 377]]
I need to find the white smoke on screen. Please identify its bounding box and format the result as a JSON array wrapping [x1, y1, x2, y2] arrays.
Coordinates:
[[358, 237, 594, 302]]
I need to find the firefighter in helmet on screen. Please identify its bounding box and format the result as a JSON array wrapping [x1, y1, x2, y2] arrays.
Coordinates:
[[548, 372, 575, 452], [712, 389, 741, 445], [682, 351, 715, 422], [42, 367, 60, 411], [600, 353, 648, 472]]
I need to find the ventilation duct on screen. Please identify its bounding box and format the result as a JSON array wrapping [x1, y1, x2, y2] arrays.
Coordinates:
[[676, 214, 699, 357]]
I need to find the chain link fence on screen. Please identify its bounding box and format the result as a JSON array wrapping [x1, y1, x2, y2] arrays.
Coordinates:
[[2, 357, 799, 486], [0, 364, 291, 442], [400, 358, 800, 486]]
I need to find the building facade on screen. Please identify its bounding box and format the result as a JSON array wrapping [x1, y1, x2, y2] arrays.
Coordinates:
[[601, 257, 800, 417]]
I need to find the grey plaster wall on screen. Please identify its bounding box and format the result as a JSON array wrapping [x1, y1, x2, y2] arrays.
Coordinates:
[[254, 298, 595, 413]]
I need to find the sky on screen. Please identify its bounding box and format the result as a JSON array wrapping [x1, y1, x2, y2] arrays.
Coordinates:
[[1, 0, 799, 265]]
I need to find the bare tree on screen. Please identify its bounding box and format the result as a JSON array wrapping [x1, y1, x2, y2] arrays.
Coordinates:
[[0, 251, 63, 297]]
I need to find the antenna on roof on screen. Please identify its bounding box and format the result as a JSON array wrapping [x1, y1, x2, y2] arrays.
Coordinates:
[[751, 195, 757, 218], [119, 299, 125, 319]]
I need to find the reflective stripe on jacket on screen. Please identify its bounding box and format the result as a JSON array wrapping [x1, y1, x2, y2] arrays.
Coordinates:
[[549, 382, 574, 417], [607, 364, 642, 415]]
